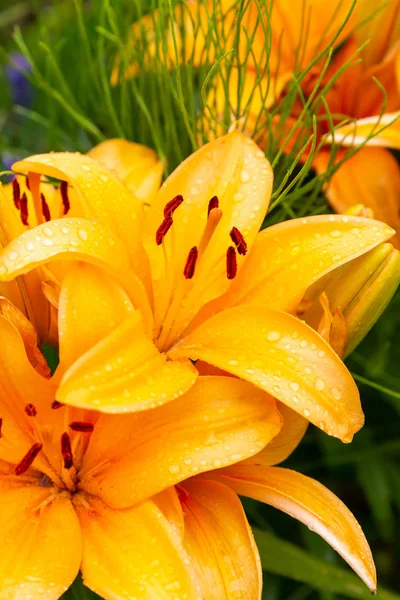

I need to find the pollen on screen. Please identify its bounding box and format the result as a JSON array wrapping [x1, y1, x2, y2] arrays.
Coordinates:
[[183, 246, 198, 279], [12, 178, 20, 209], [41, 193, 51, 222], [19, 192, 29, 226], [208, 195, 219, 216], [164, 194, 183, 217], [69, 421, 94, 433], [51, 400, 64, 409], [25, 403, 37, 417], [156, 215, 173, 245], [15, 443, 43, 476], [226, 246, 238, 279], [60, 181, 70, 215], [230, 226, 247, 255], [61, 433, 73, 469]]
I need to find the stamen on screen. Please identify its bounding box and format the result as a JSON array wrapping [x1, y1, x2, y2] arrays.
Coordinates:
[[60, 181, 70, 215], [208, 195, 219, 216], [41, 193, 51, 222], [156, 215, 173, 246], [51, 400, 64, 410], [198, 207, 223, 257], [15, 443, 43, 475], [176, 484, 190, 505], [69, 421, 94, 433], [226, 246, 237, 280], [183, 246, 198, 279], [230, 226, 247, 255], [25, 403, 37, 417], [19, 192, 29, 226], [61, 433, 73, 469], [164, 195, 183, 217], [26, 177, 31, 191], [0, 418, 2, 438], [12, 179, 20, 209]]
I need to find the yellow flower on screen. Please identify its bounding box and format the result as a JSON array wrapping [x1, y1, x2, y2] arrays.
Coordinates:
[[0, 315, 376, 597], [0, 312, 282, 599], [0, 133, 396, 443], [0, 141, 162, 344]]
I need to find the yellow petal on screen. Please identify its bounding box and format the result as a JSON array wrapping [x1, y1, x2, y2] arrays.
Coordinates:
[[243, 403, 309, 467], [0, 297, 50, 377], [179, 479, 262, 599], [12, 152, 149, 281], [355, 0, 400, 66], [314, 148, 400, 247], [58, 262, 134, 372], [143, 132, 273, 339], [169, 306, 363, 442], [304, 243, 400, 356], [0, 485, 81, 599], [76, 497, 197, 600], [218, 465, 376, 593], [198, 215, 396, 320], [0, 218, 153, 333], [88, 138, 163, 203], [57, 311, 197, 413], [78, 376, 282, 507], [0, 315, 55, 468], [329, 112, 400, 149]]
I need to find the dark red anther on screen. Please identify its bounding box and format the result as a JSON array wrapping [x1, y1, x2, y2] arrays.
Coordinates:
[[183, 246, 198, 279], [25, 403, 37, 417], [19, 192, 29, 226], [61, 433, 73, 469], [0, 418, 2, 438], [12, 179, 21, 209], [60, 181, 70, 215], [69, 421, 94, 433], [26, 177, 31, 191], [164, 195, 183, 217], [156, 216, 173, 246], [15, 443, 43, 476], [41, 193, 51, 222], [208, 195, 219, 216], [230, 226, 247, 255], [176, 484, 190, 506], [51, 400, 64, 410], [226, 246, 237, 280]]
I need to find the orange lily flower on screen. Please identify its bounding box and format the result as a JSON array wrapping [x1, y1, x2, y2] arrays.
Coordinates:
[[0, 133, 396, 443], [0, 140, 162, 344], [0, 310, 283, 599], [0, 314, 376, 598]]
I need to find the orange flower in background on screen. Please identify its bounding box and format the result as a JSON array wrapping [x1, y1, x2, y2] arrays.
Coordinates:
[[0, 133, 398, 444], [0, 314, 376, 598], [0, 140, 162, 344]]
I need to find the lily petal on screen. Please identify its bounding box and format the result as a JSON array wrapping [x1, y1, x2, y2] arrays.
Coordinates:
[[12, 152, 149, 281], [179, 479, 262, 600], [76, 497, 197, 600], [143, 132, 273, 337], [195, 215, 395, 321], [58, 312, 198, 413], [355, 0, 400, 66], [243, 403, 308, 467], [78, 376, 282, 507], [314, 148, 400, 246], [58, 262, 134, 372], [0, 485, 81, 599], [169, 306, 363, 442], [88, 138, 163, 203], [0, 218, 153, 333], [0, 297, 50, 377], [329, 112, 400, 149], [218, 465, 376, 593]]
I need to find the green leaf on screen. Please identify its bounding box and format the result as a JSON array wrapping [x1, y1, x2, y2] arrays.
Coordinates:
[[61, 575, 100, 600], [253, 529, 400, 600]]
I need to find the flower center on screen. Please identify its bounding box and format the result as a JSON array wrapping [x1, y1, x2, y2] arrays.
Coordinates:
[[154, 194, 247, 351]]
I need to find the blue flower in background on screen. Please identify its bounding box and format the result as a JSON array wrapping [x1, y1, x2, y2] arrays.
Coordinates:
[[6, 53, 33, 108]]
